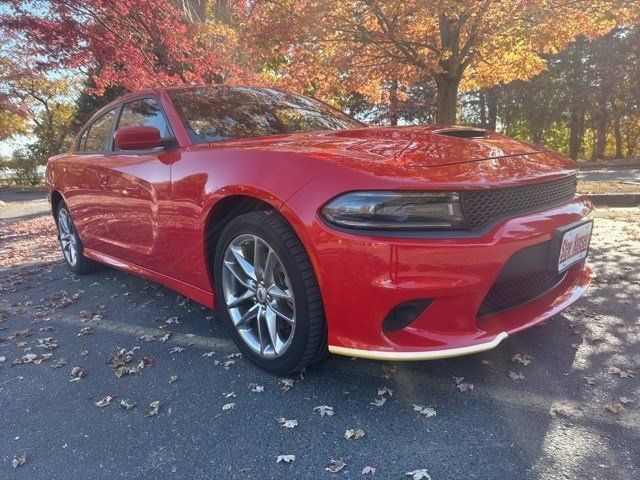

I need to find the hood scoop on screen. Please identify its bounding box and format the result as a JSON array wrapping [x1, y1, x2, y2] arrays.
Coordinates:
[[435, 128, 487, 139]]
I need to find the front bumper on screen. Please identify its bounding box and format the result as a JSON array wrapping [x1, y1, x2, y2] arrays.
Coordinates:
[[296, 196, 594, 360]]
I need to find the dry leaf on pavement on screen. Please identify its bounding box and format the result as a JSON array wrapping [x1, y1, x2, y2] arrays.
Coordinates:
[[11, 453, 27, 469], [120, 399, 136, 410], [344, 428, 365, 440], [70, 366, 88, 381], [325, 459, 346, 473], [222, 403, 236, 411], [371, 397, 386, 407], [511, 353, 532, 366], [362, 466, 376, 475], [313, 405, 334, 417], [454, 377, 474, 393], [377, 387, 394, 397], [509, 371, 524, 380], [406, 469, 432, 480], [169, 374, 179, 383], [95, 395, 114, 408], [413, 405, 437, 417], [277, 418, 298, 428], [276, 455, 295, 464], [143, 401, 160, 418]]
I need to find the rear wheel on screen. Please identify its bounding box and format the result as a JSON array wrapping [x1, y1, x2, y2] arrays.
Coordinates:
[[214, 210, 327, 373], [56, 202, 100, 274]]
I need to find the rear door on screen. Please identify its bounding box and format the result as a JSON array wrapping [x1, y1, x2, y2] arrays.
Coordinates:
[[90, 96, 175, 271]]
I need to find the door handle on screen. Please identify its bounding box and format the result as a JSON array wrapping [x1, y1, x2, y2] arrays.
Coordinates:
[[99, 174, 108, 187]]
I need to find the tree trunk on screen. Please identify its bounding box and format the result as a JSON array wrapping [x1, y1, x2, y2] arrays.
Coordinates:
[[479, 91, 487, 128], [388, 77, 399, 126], [612, 105, 623, 159], [594, 93, 609, 160], [435, 74, 460, 125], [486, 88, 498, 131], [569, 107, 585, 161]]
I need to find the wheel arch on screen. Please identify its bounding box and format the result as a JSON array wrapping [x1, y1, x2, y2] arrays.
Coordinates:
[[50, 189, 64, 222], [202, 192, 321, 308]]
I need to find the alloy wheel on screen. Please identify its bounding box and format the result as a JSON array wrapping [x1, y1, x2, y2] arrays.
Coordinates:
[[221, 234, 296, 358], [58, 208, 79, 266]]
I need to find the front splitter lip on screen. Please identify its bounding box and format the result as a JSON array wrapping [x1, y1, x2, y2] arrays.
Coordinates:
[[328, 331, 509, 361]]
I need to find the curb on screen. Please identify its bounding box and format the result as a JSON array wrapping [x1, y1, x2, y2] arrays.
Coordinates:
[[579, 163, 640, 171], [586, 193, 640, 207]]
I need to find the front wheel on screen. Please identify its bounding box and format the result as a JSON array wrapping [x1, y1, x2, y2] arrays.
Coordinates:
[[213, 210, 327, 373]]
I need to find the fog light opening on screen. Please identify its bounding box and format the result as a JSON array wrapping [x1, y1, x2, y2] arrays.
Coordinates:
[[382, 299, 433, 333]]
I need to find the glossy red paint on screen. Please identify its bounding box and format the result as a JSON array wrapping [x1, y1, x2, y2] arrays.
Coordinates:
[[46, 86, 593, 359]]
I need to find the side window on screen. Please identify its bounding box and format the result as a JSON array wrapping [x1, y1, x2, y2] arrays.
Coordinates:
[[115, 98, 170, 145], [83, 109, 117, 152], [76, 129, 89, 151]]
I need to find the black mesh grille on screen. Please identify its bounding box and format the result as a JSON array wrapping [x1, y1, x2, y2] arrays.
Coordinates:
[[461, 176, 577, 230], [477, 269, 564, 317]]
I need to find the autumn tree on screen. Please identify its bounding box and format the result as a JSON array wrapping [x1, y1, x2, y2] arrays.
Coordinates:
[[248, 0, 635, 124], [0, 0, 255, 93]]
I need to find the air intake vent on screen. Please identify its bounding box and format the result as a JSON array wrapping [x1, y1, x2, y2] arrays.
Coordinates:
[[436, 128, 487, 139]]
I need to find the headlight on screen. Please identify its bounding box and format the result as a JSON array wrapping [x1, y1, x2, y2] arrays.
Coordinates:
[[320, 191, 466, 230]]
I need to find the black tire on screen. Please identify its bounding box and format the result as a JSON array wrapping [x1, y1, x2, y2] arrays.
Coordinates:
[[56, 202, 101, 274], [213, 210, 328, 374]]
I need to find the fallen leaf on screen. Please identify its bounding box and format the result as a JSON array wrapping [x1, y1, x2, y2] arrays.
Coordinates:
[[413, 405, 437, 417], [77, 327, 93, 336], [169, 374, 179, 383], [362, 466, 376, 475], [70, 366, 88, 381], [608, 367, 636, 378], [584, 377, 596, 385], [604, 403, 622, 414], [222, 403, 236, 411], [326, 459, 346, 473], [453, 377, 474, 393], [120, 399, 136, 410], [371, 397, 387, 407], [511, 353, 532, 366], [276, 454, 295, 464], [11, 452, 27, 469], [250, 383, 264, 393], [170, 347, 184, 354], [344, 428, 365, 440], [620, 396, 634, 404], [51, 357, 67, 368], [143, 401, 160, 418], [313, 405, 334, 417], [202, 351, 216, 357], [377, 387, 394, 397], [406, 469, 431, 480], [95, 395, 113, 408], [280, 378, 294, 392], [277, 418, 298, 428], [509, 371, 525, 380]]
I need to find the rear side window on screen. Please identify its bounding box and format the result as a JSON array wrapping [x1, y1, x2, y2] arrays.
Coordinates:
[[81, 109, 117, 152], [116, 98, 171, 141]]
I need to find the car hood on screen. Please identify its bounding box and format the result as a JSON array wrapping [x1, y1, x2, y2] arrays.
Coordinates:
[[190, 125, 576, 181]]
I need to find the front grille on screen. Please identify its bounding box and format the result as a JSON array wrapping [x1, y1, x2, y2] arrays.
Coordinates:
[[477, 269, 564, 317], [461, 175, 577, 230]]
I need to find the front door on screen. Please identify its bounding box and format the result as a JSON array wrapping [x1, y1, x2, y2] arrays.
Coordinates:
[[90, 97, 174, 272]]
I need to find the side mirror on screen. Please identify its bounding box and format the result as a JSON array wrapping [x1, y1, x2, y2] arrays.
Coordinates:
[[114, 126, 162, 151]]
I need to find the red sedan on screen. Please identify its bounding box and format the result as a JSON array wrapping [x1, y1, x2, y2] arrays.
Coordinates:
[[45, 86, 593, 373]]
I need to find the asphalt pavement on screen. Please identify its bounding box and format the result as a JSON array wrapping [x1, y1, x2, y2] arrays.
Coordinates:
[[1, 192, 639, 480]]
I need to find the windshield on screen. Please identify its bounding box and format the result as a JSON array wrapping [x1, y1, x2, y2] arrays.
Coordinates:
[[168, 86, 363, 144]]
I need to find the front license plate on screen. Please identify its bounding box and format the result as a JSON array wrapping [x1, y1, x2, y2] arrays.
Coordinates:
[[557, 221, 592, 272]]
